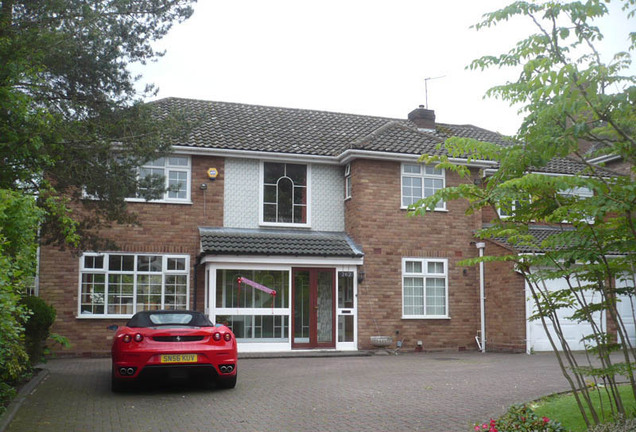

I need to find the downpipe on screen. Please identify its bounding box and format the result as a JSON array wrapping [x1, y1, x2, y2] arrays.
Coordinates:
[[476, 242, 486, 353]]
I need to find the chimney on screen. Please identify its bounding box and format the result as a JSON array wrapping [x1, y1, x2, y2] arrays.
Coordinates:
[[408, 105, 436, 130]]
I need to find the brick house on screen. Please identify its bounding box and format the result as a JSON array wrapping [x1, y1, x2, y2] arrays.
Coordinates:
[[37, 98, 630, 356]]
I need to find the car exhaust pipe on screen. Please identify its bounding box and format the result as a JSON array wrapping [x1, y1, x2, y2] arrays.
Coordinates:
[[219, 364, 234, 374], [119, 367, 137, 376]]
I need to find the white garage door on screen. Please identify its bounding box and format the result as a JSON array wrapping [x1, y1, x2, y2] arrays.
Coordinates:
[[526, 276, 605, 353], [617, 275, 636, 347]]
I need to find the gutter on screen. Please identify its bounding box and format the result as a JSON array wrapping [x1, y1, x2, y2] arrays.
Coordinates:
[[171, 145, 499, 169]]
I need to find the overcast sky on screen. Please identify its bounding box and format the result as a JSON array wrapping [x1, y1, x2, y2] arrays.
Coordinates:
[[135, 0, 634, 136]]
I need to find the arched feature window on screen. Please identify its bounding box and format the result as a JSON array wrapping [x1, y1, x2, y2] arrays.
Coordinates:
[[263, 162, 307, 224]]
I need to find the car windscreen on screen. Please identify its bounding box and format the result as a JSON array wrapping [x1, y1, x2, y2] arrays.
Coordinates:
[[126, 312, 214, 328]]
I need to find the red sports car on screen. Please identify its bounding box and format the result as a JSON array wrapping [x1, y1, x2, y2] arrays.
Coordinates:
[[110, 310, 237, 391]]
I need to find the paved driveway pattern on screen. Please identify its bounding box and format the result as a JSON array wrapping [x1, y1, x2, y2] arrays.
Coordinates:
[[5, 352, 573, 432]]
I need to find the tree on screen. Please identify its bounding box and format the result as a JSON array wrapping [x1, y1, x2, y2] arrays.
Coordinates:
[[0, 0, 197, 249], [410, 0, 635, 427], [0, 0, 197, 409], [0, 190, 40, 413]]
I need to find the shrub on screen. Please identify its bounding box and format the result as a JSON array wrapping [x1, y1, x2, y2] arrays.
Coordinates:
[[474, 404, 566, 432], [21, 296, 56, 365], [587, 417, 636, 432]]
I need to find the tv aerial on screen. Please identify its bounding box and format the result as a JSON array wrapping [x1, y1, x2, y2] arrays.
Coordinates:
[[424, 75, 446, 109]]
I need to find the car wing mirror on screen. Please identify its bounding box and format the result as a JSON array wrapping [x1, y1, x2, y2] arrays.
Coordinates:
[[106, 324, 118, 331]]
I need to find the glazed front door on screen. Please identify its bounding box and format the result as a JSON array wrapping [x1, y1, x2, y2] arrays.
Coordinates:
[[292, 268, 335, 348]]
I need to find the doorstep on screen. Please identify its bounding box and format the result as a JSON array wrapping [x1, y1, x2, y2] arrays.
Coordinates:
[[238, 350, 373, 359]]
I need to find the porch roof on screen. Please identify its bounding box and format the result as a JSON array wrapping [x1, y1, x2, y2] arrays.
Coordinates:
[[199, 227, 364, 258]]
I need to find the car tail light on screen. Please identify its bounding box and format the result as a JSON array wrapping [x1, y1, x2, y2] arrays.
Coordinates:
[[213, 332, 222, 341], [134, 333, 143, 342], [223, 333, 232, 342], [123, 334, 132, 343]]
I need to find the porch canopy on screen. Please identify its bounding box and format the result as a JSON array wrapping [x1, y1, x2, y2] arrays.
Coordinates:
[[199, 227, 364, 258]]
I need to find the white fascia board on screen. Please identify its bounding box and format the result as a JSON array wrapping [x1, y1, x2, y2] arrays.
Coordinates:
[[483, 168, 598, 179], [171, 146, 338, 165], [172, 145, 498, 169], [587, 154, 621, 164], [338, 149, 497, 168], [201, 254, 363, 267]]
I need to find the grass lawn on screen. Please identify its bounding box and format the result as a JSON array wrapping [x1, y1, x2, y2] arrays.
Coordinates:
[[532, 385, 636, 432]]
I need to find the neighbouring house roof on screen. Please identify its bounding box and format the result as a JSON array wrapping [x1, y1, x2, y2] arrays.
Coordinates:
[[433, 123, 513, 147], [150, 97, 614, 176], [530, 157, 617, 176], [199, 227, 364, 258]]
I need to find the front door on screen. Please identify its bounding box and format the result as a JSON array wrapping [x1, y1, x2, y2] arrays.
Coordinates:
[[292, 268, 335, 348]]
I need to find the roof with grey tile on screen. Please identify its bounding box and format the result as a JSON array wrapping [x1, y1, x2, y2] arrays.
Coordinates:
[[150, 97, 616, 176], [199, 227, 364, 258], [488, 225, 589, 254], [434, 123, 514, 147], [152, 97, 401, 157], [349, 121, 446, 156]]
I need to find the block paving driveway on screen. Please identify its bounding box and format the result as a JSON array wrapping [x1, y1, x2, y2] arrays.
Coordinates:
[[5, 352, 574, 432]]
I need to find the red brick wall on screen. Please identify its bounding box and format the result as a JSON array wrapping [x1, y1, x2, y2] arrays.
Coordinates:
[[39, 155, 224, 356], [40, 154, 530, 356], [482, 242, 527, 352], [346, 159, 493, 352]]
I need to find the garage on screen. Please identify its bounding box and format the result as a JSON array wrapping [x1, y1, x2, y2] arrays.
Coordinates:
[[525, 275, 605, 353], [617, 275, 636, 347], [526, 274, 636, 353]]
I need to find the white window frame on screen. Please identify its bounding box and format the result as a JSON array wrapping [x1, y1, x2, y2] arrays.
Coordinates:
[[497, 187, 594, 221], [401, 163, 445, 211], [497, 199, 523, 218], [401, 257, 449, 319], [344, 163, 352, 200], [211, 265, 292, 344], [77, 253, 190, 318], [558, 186, 594, 224], [127, 155, 192, 204], [259, 161, 311, 228]]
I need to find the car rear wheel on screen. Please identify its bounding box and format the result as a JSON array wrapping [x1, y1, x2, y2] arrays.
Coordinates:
[[217, 374, 237, 389]]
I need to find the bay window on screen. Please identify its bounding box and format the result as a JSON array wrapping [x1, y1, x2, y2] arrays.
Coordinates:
[[79, 253, 189, 317]]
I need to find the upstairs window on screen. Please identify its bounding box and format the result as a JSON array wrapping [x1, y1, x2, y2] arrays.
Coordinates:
[[497, 199, 523, 218], [262, 162, 309, 225], [558, 186, 594, 224], [496, 187, 593, 222], [131, 156, 191, 203], [344, 164, 352, 200], [401, 163, 445, 210]]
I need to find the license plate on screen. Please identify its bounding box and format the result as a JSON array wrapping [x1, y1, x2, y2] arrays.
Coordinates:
[[160, 354, 198, 363]]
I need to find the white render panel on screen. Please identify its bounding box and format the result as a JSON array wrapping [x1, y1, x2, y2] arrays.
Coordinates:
[[310, 164, 345, 231], [224, 159, 345, 231], [224, 158, 260, 228]]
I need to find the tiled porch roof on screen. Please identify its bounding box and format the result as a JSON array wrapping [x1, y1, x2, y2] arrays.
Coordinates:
[[199, 227, 364, 258]]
